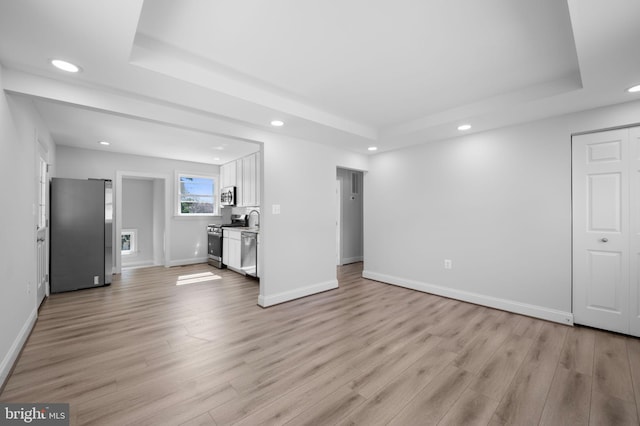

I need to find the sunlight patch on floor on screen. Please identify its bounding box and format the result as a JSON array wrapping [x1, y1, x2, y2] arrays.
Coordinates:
[[176, 272, 222, 286]]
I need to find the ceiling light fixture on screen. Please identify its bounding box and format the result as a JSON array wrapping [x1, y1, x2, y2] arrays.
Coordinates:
[[98, 141, 110, 146], [51, 59, 80, 73], [628, 84, 640, 93], [457, 124, 472, 131], [368, 146, 378, 151], [270, 120, 284, 127]]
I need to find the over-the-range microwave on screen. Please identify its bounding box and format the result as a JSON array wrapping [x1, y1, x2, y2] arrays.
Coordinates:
[[220, 186, 236, 206]]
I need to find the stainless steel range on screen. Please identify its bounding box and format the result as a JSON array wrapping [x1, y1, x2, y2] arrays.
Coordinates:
[[207, 224, 224, 268]]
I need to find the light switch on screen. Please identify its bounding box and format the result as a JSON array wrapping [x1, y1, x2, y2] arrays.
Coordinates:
[[272, 204, 281, 215]]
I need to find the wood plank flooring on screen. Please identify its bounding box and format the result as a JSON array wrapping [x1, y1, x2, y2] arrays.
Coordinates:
[[2, 262, 640, 425]]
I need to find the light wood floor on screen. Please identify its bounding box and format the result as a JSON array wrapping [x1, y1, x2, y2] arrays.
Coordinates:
[[2, 263, 640, 425]]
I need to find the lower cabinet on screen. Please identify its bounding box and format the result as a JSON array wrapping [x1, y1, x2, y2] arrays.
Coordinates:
[[223, 229, 242, 271], [222, 235, 229, 266]]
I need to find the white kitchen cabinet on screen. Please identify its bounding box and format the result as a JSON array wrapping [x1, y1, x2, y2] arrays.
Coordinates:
[[222, 234, 229, 266], [220, 163, 227, 188], [241, 152, 260, 207], [223, 229, 242, 271], [235, 158, 243, 206], [220, 161, 236, 188], [221, 152, 260, 207], [255, 152, 260, 206]]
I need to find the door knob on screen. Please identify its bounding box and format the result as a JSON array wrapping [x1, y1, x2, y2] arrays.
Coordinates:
[[601, 238, 609, 242]]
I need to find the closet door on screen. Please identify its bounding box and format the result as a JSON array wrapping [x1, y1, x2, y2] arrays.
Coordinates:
[[629, 126, 640, 336], [572, 129, 630, 334]]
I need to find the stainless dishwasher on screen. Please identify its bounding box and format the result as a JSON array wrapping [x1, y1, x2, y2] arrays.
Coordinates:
[[241, 231, 258, 278]]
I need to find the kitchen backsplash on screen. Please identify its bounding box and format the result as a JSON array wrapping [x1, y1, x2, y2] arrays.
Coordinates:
[[224, 206, 260, 226]]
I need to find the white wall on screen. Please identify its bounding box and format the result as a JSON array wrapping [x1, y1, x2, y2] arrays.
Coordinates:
[[259, 138, 368, 306], [122, 178, 154, 267], [152, 179, 165, 266], [337, 168, 363, 264], [0, 80, 56, 387], [55, 146, 222, 267], [364, 99, 640, 324]]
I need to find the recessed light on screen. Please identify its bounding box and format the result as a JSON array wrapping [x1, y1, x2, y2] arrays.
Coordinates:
[[51, 59, 80, 73], [214, 157, 221, 161], [98, 141, 110, 146], [457, 124, 472, 131], [628, 84, 640, 93], [368, 146, 378, 151], [270, 120, 284, 127]]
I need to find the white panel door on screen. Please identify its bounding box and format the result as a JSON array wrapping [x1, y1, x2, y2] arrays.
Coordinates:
[[629, 126, 640, 336], [35, 153, 49, 308], [573, 129, 630, 334]]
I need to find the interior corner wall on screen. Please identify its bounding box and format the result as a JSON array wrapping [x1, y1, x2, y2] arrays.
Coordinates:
[[364, 99, 640, 324], [0, 79, 56, 388], [259, 137, 367, 307]]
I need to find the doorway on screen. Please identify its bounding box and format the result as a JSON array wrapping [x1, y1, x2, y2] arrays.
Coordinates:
[[115, 172, 169, 273], [336, 168, 364, 266]]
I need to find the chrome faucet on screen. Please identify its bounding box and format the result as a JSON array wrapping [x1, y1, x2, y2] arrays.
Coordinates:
[[248, 209, 260, 228]]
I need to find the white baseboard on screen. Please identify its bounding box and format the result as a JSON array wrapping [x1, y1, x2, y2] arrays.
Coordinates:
[[362, 270, 573, 326], [167, 257, 208, 267], [258, 279, 339, 307], [122, 260, 155, 269], [341, 256, 363, 265], [1, 307, 37, 390]]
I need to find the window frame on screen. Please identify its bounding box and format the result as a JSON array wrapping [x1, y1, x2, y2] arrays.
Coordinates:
[[175, 172, 219, 217]]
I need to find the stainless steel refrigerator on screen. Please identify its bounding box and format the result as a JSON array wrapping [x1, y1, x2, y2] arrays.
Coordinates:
[[50, 178, 113, 293]]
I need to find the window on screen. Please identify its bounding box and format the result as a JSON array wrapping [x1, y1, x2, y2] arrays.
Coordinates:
[[121, 229, 136, 255], [177, 174, 217, 216]]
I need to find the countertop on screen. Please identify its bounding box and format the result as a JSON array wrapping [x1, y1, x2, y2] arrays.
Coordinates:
[[222, 226, 259, 233]]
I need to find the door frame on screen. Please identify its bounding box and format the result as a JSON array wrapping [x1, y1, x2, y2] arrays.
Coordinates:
[[115, 171, 170, 274], [336, 178, 342, 266]]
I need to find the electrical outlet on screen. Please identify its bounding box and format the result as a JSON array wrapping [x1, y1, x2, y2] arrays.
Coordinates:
[[94, 276, 100, 285], [444, 259, 452, 269]]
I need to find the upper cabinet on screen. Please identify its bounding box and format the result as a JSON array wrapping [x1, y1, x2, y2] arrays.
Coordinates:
[[221, 152, 260, 207], [242, 152, 260, 207], [220, 160, 237, 188]]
